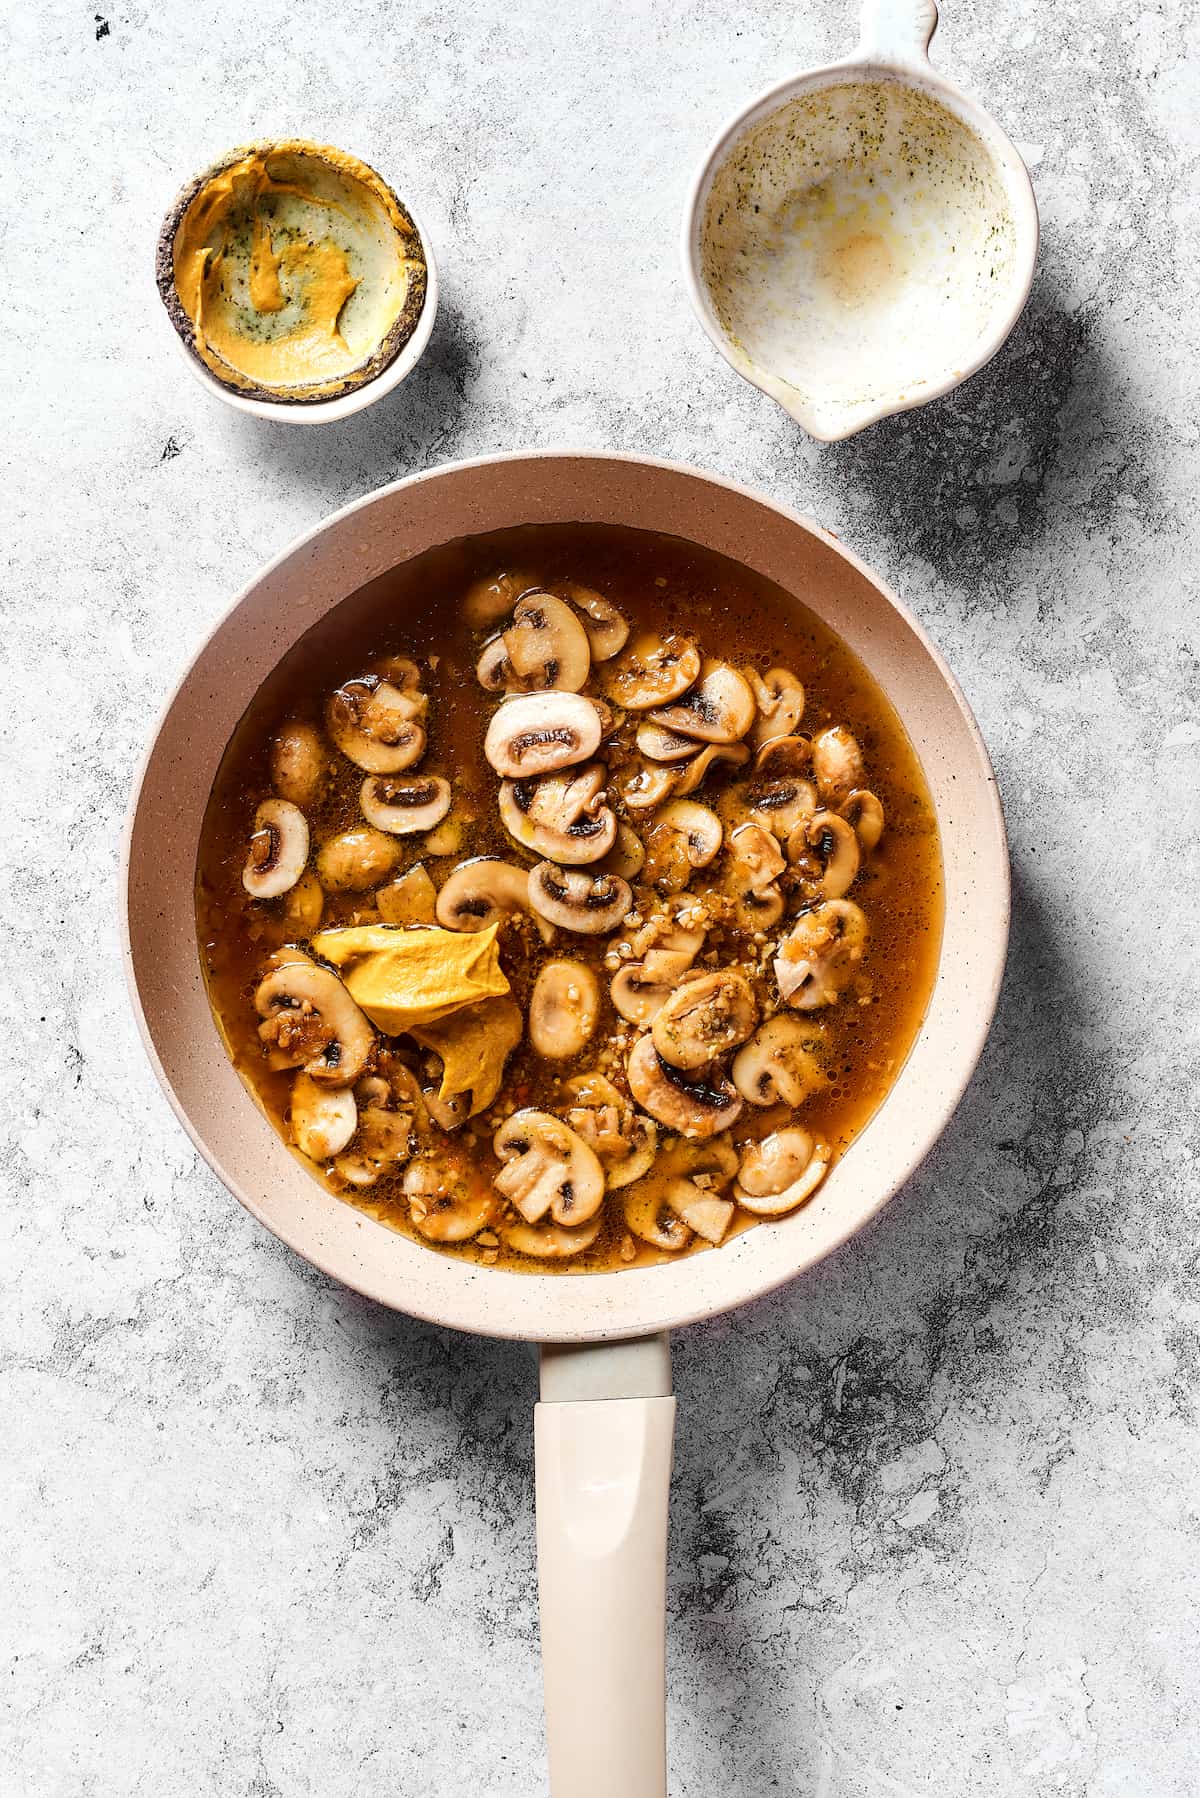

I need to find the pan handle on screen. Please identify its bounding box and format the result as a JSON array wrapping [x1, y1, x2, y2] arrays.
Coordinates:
[[535, 1334, 675, 1798]]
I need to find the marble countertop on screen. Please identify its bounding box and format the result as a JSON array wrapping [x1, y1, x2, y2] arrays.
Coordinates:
[[5, 1, 1197, 1792]]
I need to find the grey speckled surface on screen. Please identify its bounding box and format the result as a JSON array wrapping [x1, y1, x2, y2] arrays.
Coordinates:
[[4, 1, 1198, 1793]]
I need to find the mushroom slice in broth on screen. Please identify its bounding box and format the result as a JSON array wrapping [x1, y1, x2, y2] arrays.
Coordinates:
[[360, 775, 452, 835], [601, 630, 701, 709], [499, 765, 618, 864], [493, 1109, 605, 1226], [242, 799, 309, 899], [326, 676, 427, 773], [648, 660, 755, 745], [528, 862, 632, 934], [529, 960, 601, 1059], [484, 691, 602, 778]]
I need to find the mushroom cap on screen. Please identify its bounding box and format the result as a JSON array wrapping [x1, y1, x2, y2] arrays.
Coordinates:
[[799, 810, 861, 899], [270, 721, 327, 807], [626, 1033, 743, 1138], [774, 900, 869, 1009], [734, 1129, 830, 1214], [623, 1181, 693, 1252], [842, 788, 885, 852], [289, 1073, 357, 1160], [811, 725, 865, 805], [462, 569, 533, 629], [499, 765, 618, 864], [493, 1107, 605, 1226], [360, 775, 452, 835], [243, 798, 310, 899], [732, 1013, 827, 1106], [529, 959, 601, 1059], [601, 630, 701, 710], [483, 691, 602, 779], [729, 821, 786, 894], [650, 970, 758, 1071], [747, 667, 806, 749], [528, 862, 632, 934], [255, 960, 375, 1086], [753, 734, 813, 778], [742, 775, 819, 842], [316, 826, 402, 893], [648, 660, 756, 745], [326, 677, 427, 773]]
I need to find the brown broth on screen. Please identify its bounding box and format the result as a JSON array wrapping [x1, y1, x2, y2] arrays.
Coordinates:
[[196, 523, 943, 1272]]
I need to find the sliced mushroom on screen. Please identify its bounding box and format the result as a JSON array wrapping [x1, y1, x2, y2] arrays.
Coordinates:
[[326, 677, 427, 773], [282, 868, 325, 933], [613, 760, 682, 812], [747, 667, 805, 749], [483, 691, 601, 778], [794, 810, 861, 898], [377, 863, 438, 925], [270, 721, 327, 807], [812, 725, 865, 806], [529, 960, 601, 1059], [622, 1183, 693, 1252], [774, 900, 869, 1009], [636, 721, 699, 763], [331, 1097, 414, 1188], [372, 655, 425, 696], [651, 970, 758, 1071], [360, 775, 452, 835], [499, 765, 617, 864], [493, 1109, 605, 1226], [462, 569, 532, 628], [626, 1034, 743, 1138], [500, 1214, 602, 1259], [477, 593, 592, 693], [625, 1136, 736, 1246], [732, 1014, 827, 1106], [664, 1180, 735, 1244], [316, 827, 402, 893], [435, 857, 554, 943], [242, 799, 310, 899], [528, 862, 632, 934], [599, 821, 645, 880], [255, 960, 374, 1085], [561, 583, 630, 660], [753, 734, 812, 778], [730, 821, 786, 893], [734, 1128, 830, 1214], [404, 1155, 496, 1241], [421, 812, 467, 857], [744, 775, 819, 842], [601, 631, 701, 709], [672, 742, 750, 796], [648, 661, 756, 745], [641, 800, 723, 894], [289, 1073, 357, 1160], [561, 1073, 659, 1188], [611, 957, 701, 1025], [842, 788, 885, 853]]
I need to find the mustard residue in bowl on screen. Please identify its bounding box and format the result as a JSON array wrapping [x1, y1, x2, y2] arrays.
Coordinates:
[[168, 143, 426, 401]]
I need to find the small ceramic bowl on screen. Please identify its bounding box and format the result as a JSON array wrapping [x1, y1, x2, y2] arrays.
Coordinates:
[[681, 0, 1039, 441], [156, 140, 439, 426]]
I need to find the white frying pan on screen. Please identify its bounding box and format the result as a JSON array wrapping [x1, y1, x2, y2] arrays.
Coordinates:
[[122, 452, 1008, 1796]]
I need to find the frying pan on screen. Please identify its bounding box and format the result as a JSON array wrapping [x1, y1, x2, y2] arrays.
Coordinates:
[[122, 452, 1008, 1796]]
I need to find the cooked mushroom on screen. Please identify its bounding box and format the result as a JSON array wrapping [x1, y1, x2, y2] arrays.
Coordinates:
[[794, 810, 861, 898], [732, 1014, 827, 1106], [499, 1214, 602, 1259], [477, 593, 592, 693], [377, 863, 438, 925], [528, 862, 632, 934], [753, 734, 812, 778], [242, 799, 310, 899], [745, 775, 819, 841], [613, 760, 683, 812], [747, 667, 805, 749], [723, 820, 786, 930], [622, 1183, 693, 1252], [462, 569, 532, 628], [499, 765, 617, 864], [648, 661, 756, 745], [561, 582, 630, 660], [255, 959, 374, 1085], [600, 821, 646, 880], [529, 960, 601, 1059], [611, 959, 700, 1025], [360, 775, 452, 835], [664, 1179, 735, 1244], [404, 1156, 496, 1240], [774, 900, 869, 1009], [812, 725, 865, 805], [316, 826, 402, 892], [282, 868, 325, 933], [561, 1072, 658, 1188], [734, 1128, 830, 1214], [420, 812, 467, 857], [484, 691, 602, 778], [672, 742, 750, 796], [636, 721, 699, 763], [435, 857, 554, 943], [493, 1109, 605, 1225], [372, 655, 424, 694], [651, 970, 758, 1070], [289, 1072, 357, 1160], [331, 1093, 414, 1188], [625, 1136, 737, 1246], [641, 800, 723, 894], [270, 721, 327, 807], [601, 631, 701, 709], [326, 677, 427, 773], [626, 1034, 743, 1138], [842, 789, 885, 853]]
